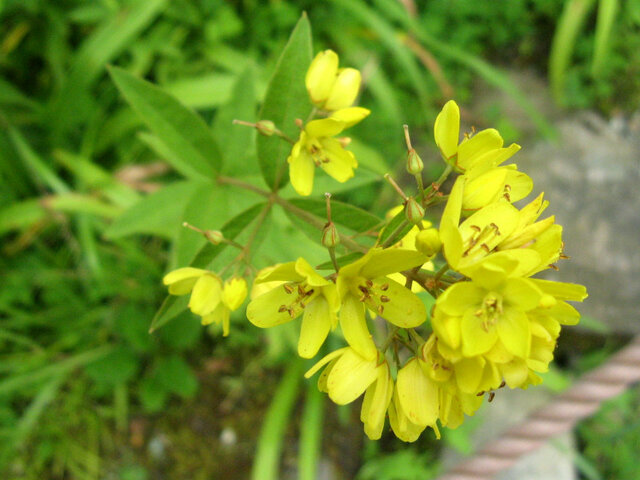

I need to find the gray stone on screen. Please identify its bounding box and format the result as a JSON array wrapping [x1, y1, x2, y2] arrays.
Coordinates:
[[442, 388, 576, 480]]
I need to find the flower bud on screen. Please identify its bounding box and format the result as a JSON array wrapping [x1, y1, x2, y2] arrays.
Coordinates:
[[404, 198, 424, 225], [322, 222, 340, 248], [306, 50, 339, 106], [406, 149, 424, 175], [205, 230, 224, 245], [415, 228, 442, 257], [256, 120, 276, 137], [324, 67, 361, 111]]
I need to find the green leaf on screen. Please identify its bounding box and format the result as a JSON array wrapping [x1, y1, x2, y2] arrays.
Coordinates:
[[155, 355, 198, 398], [149, 202, 266, 332], [288, 198, 382, 233], [378, 209, 412, 246], [316, 252, 364, 270], [256, 13, 312, 189], [213, 68, 259, 177], [109, 66, 221, 179], [190, 202, 266, 268], [105, 181, 201, 239], [149, 295, 189, 334], [172, 183, 230, 267], [139, 375, 168, 413], [164, 73, 236, 109], [85, 346, 139, 387]]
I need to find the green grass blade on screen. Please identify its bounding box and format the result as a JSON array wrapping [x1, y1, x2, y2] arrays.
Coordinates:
[[549, 0, 598, 105], [591, 0, 619, 77], [298, 380, 324, 480], [252, 359, 303, 480]]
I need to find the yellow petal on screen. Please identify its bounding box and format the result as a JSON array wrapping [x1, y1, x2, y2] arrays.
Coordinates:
[[461, 309, 498, 356], [434, 100, 460, 161], [365, 277, 426, 328], [529, 279, 588, 302], [306, 50, 339, 106], [462, 168, 508, 211], [388, 391, 426, 442], [436, 282, 484, 316], [324, 67, 361, 111], [222, 277, 248, 311], [339, 294, 377, 361], [330, 107, 370, 128], [288, 148, 315, 196], [396, 358, 439, 427], [361, 363, 393, 440], [326, 347, 378, 404], [455, 356, 486, 393], [298, 297, 332, 359], [305, 118, 345, 138], [246, 285, 301, 327], [163, 267, 206, 294], [359, 248, 428, 279], [457, 128, 503, 171], [304, 347, 348, 379], [294, 257, 330, 287], [500, 358, 529, 388], [432, 310, 462, 350], [497, 307, 531, 358], [503, 168, 533, 203], [189, 274, 223, 316], [319, 138, 357, 182], [255, 261, 301, 283]]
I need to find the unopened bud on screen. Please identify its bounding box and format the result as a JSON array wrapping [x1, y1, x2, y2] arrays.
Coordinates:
[[404, 197, 424, 225], [322, 222, 340, 248], [415, 228, 441, 257], [204, 230, 224, 245], [256, 120, 276, 136], [406, 149, 424, 175]]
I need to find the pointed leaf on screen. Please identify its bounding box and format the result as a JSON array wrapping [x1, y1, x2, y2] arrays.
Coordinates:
[[109, 66, 221, 179], [256, 14, 313, 189]]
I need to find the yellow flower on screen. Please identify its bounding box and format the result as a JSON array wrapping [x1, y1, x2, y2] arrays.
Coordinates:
[[434, 100, 521, 173], [288, 107, 369, 196], [306, 50, 362, 111], [433, 255, 547, 359], [306, 347, 392, 439], [336, 247, 428, 360], [246, 258, 339, 358], [162, 268, 247, 336], [419, 335, 484, 428]]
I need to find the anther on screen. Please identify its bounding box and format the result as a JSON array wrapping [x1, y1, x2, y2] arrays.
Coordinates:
[[305, 289, 315, 296], [359, 295, 367, 302], [549, 264, 559, 271], [365, 279, 373, 287], [559, 254, 570, 260], [297, 285, 306, 295], [380, 295, 390, 303], [283, 284, 294, 294], [358, 285, 369, 294], [377, 305, 384, 315], [470, 225, 481, 233], [380, 283, 389, 291], [278, 305, 288, 312], [300, 302, 306, 309], [288, 308, 296, 318], [499, 380, 506, 389], [490, 223, 501, 235], [488, 392, 496, 402], [481, 243, 490, 253], [476, 391, 485, 397]]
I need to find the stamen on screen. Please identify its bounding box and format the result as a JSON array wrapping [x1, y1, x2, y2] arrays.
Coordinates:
[[488, 392, 496, 402], [481, 243, 490, 253], [549, 264, 559, 271], [380, 283, 389, 291], [380, 295, 390, 303], [377, 305, 384, 315], [297, 285, 306, 296], [365, 279, 373, 287], [278, 305, 288, 312], [476, 391, 485, 397], [358, 285, 369, 294], [499, 380, 506, 389], [470, 225, 481, 233], [283, 284, 294, 294]]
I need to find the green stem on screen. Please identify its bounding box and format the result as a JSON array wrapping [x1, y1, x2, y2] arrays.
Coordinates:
[[381, 219, 409, 248]]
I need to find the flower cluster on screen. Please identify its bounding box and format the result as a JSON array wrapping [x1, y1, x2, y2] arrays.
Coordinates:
[[288, 50, 370, 196], [158, 45, 587, 443]]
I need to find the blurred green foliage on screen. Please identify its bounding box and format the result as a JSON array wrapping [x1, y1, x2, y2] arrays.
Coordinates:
[[0, 0, 637, 478]]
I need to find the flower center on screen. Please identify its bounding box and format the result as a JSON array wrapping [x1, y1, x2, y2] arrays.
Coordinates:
[[355, 278, 390, 315], [475, 292, 503, 332], [307, 139, 330, 166], [462, 222, 502, 258], [277, 282, 316, 317]]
